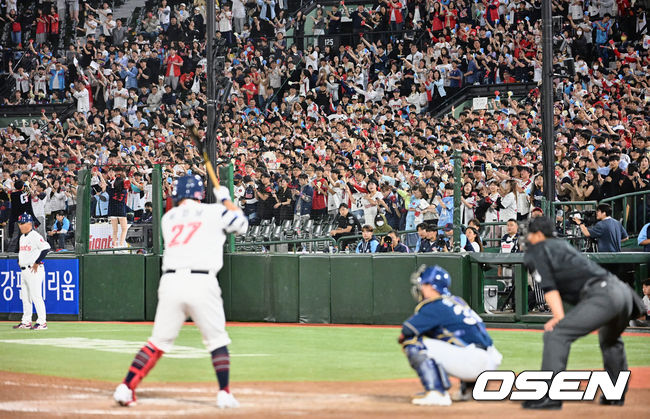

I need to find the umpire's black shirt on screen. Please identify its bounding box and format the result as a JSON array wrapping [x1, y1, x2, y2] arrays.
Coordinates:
[[524, 238, 609, 305]]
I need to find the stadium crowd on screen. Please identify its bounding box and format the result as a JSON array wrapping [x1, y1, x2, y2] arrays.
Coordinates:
[[0, 0, 649, 253]]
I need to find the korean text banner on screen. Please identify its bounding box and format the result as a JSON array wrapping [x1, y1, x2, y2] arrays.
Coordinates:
[[0, 259, 80, 315]]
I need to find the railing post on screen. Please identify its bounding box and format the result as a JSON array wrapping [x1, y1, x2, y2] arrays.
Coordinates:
[[514, 263, 527, 320], [74, 169, 90, 255], [470, 261, 483, 314], [152, 164, 163, 255]]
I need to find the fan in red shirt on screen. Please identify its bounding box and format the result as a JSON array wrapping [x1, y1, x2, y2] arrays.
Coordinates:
[[241, 75, 258, 106], [442, 6, 457, 29], [47, 7, 60, 46], [165, 48, 184, 90], [311, 167, 328, 220], [35, 9, 48, 46]]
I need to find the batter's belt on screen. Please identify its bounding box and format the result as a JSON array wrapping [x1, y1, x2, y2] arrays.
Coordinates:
[[20, 263, 43, 270], [163, 269, 215, 276]]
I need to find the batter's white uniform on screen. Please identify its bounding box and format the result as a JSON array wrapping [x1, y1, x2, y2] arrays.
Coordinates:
[[149, 199, 248, 353], [18, 230, 51, 325]]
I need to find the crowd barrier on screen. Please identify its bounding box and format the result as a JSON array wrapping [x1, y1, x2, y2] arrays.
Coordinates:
[[0, 253, 647, 324]]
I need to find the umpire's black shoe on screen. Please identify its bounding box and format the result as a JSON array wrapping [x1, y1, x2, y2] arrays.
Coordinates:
[[599, 395, 625, 406], [522, 397, 562, 410]]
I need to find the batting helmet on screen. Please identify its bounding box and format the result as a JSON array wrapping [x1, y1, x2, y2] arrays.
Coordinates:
[[410, 265, 451, 301], [172, 175, 205, 203], [17, 213, 34, 224]]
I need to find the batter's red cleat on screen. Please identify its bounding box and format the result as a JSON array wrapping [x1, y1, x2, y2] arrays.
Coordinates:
[[31, 323, 47, 330], [13, 322, 31, 329], [113, 383, 137, 406]]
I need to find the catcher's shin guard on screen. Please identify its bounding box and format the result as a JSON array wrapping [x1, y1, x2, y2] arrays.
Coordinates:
[[404, 343, 450, 393], [124, 341, 164, 389]]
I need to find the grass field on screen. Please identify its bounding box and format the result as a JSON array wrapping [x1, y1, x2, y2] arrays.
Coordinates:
[[1, 322, 649, 383]]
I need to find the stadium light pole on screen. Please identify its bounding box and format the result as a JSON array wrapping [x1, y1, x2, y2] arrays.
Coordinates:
[[541, 0, 555, 206], [205, 0, 217, 203], [453, 150, 461, 252]]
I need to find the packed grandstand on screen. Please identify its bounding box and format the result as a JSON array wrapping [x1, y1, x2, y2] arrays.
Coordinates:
[[0, 0, 649, 252]]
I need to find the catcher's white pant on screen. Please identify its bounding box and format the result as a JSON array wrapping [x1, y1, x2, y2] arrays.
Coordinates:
[[149, 270, 231, 353], [424, 338, 502, 381], [20, 265, 47, 325]]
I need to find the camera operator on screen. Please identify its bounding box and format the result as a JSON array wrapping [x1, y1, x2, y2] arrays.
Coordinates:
[[627, 163, 647, 192], [378, 230, 409, 253], [573, 203, 628, 252], [440, 223, 467, 252], [424, 224, 446, 252]]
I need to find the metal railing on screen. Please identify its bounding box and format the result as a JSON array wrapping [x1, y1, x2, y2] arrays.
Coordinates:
[[480, 222, 507, 248], [235, 236, 337, 253], [88, 246, 146, 254], [601, 190, 650, 237], [335, 229, 417, 251], [232, 229, 421, 253]]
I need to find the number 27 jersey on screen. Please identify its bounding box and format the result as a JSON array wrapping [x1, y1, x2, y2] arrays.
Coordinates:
[[161, 200, 248, 273]]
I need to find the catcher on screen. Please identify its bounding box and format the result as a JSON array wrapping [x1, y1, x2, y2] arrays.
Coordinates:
[[399, 265, 502, 406]]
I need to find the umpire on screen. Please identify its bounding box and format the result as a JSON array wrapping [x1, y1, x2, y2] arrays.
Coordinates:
[[522, 216, 644, 410]]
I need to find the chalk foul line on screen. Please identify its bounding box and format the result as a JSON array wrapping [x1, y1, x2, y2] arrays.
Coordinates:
[[0, 337, 270, 359]]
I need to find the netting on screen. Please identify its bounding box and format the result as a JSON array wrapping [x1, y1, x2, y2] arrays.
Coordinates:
[[85, 164, 154, 252]]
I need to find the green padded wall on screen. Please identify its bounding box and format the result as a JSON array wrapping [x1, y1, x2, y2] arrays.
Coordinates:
[[416, 254, 469, 297], [268, 255, 300, 322], [330, 256, 374, 324], [82, 254, 145, 320], [372, 255, 418, 324], [299, 256, 331, 323], [144, 255, 161, 321], [229, 254, 268, 321]]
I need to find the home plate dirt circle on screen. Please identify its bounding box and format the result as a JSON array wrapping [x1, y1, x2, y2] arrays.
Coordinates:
[[0, 371, 648, 418]]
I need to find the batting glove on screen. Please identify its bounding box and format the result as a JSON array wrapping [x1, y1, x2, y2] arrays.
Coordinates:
[[213, 186, 231, 203]]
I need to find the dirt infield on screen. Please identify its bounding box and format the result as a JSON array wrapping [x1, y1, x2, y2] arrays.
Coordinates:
[[0, 370, 648, 419]]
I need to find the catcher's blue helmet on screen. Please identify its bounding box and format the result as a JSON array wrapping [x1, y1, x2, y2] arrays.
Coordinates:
[[17, 213, 34, 224], [172, 175, 205, 203], [411, 265, 451, 297]]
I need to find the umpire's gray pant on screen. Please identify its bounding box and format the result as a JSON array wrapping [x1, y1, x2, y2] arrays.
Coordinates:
[[541, 276, 633, 383]]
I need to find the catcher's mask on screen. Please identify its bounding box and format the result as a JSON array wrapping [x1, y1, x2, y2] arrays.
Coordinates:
[[410, 264, 451, 301]]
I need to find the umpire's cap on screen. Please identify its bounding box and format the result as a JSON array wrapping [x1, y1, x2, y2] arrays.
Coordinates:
[[17, 213, 34, 224], [172, 175, 205, 203], [528, 216, 556, 238], [415, 265, 451, 296]]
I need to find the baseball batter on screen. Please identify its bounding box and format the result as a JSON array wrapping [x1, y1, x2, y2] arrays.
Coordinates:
[[113, 175, 248, 408], [399, 265, 502, 406], [13, 213, 51, 330]]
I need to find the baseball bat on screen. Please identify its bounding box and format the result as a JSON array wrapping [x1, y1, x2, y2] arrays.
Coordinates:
[[185, 120, 239, 210], [186, 120, 220, 186]]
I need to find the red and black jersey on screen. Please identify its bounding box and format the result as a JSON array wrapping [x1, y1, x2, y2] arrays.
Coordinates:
[[108, 177, 129, 204]]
